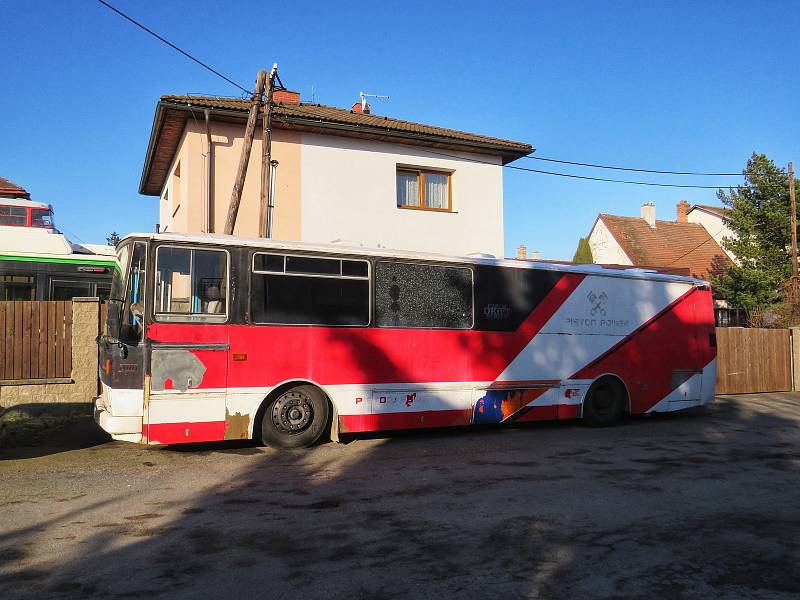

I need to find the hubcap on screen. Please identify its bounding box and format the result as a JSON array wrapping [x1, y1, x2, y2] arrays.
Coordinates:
[[271, 391, 313, 435]]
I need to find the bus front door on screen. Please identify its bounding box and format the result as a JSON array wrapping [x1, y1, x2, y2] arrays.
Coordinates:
[[145, 342, 229, 445]]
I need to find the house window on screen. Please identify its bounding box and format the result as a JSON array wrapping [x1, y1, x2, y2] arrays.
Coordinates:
[[396, 168, 452, 211]]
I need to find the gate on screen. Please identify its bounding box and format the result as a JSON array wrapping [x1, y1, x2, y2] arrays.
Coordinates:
[[715, 327, 792, 394]]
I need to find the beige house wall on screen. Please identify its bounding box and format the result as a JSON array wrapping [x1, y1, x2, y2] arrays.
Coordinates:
[[161, 121, 301, 239], [0, 298, 101, 409]]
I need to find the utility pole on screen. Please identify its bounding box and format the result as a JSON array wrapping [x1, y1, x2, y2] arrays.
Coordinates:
[[223, 69, 267, 235], [259, 64, 278, 238], [790, 162, 797, 278]]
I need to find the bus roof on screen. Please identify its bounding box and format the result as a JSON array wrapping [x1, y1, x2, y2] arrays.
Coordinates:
[[122, 231, 709, 285], [0, 198, 50, 209]]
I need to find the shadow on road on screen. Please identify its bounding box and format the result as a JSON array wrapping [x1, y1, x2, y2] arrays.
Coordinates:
[[1, 392, 799, 599]]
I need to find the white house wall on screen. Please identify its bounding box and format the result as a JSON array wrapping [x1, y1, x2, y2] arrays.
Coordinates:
[[299, 133, 505, 257], [688, 210, 736, 261], [588, 218, 632, 265]]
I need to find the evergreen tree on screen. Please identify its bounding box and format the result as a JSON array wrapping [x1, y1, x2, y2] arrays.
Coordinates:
[[106, 231, 121, 246], [712, 153, 792, 311], [572, 237, 593, 263]]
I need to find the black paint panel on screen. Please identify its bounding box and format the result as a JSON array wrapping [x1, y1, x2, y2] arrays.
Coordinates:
[[472, 265, 563, 331]]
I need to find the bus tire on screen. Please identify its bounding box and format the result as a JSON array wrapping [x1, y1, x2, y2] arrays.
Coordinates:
[[582, 376, 626, 427], [260, 385, 330, 449]]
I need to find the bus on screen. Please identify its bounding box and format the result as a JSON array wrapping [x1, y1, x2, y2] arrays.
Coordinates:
[[94, 232, 717, 448], [1, 198, 114, 301]]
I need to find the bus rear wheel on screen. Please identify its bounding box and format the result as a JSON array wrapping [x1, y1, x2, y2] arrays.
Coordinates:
[[260, 385, 330, 449], [582, 376, 626, 427]]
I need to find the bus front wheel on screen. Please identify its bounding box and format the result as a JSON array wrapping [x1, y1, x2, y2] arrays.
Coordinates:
[[261, 385, 331, 448], [582, 376, 626, 427]]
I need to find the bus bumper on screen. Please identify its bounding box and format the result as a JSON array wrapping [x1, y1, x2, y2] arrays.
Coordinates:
[[94, 396, 143, 443]]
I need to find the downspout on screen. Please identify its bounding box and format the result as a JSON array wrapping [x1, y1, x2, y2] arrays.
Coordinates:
[[204, 109, 214, 233], [267, 160, 278, 238]]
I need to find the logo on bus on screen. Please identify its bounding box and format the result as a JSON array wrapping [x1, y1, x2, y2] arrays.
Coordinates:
[[587, 290, 608, 316], [484, 304, 510, 319]]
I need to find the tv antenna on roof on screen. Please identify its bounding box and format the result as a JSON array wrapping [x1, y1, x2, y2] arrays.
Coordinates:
[[360, 91, 389, 112]]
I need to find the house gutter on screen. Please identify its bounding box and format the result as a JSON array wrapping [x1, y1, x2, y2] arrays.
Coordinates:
[[140, 101, 534, 195], [204, 109, 214, 233], [138, 103, 168, 195]]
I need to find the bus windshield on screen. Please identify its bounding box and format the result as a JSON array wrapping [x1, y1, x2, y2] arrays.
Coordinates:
[[110, 244, 130, 301]]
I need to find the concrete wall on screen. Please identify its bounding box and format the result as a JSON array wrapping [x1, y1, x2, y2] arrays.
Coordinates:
[[588, 218, 633, 265], [0, 298, 100, 408]]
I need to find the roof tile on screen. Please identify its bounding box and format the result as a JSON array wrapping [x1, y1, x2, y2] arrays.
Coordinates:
[[159, 95, 531, 153], [600, 214, 732, 280]]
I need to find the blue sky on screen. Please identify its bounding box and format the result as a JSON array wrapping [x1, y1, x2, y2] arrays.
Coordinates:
[[1, 0, 797, 259]]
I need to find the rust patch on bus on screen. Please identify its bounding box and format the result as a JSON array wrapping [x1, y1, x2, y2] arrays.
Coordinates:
[[224, 409, 251, 440]]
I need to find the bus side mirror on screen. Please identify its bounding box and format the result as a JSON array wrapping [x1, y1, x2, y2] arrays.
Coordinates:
[[106, 301, 122, 342]]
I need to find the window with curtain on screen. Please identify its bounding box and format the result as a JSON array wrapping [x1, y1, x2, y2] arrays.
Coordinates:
[[396, 168, 451, 211]]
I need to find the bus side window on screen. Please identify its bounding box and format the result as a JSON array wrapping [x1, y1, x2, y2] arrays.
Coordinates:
[[154, 246, 228, 321], [251, 253, 369, 326], [374, 261, 473, 329]]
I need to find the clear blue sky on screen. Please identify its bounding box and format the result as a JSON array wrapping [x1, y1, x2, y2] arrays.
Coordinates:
[[2, 1, 797, 259]]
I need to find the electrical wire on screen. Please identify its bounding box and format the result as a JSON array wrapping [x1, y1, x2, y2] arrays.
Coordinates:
[[668, 228, 728, 265], [95, 0, 251, 95], [523, 156, 742, 176], [93, 3, 754, 187], [270, 102, 740, 189]]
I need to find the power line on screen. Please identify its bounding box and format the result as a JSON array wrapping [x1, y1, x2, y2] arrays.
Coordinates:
[[668, 228, 727, 265], [523, 156, 742, 176], [271, 102, 738, 189], [95, 0, 250, 95]]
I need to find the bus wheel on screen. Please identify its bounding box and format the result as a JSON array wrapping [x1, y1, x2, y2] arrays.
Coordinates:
[[582, 376, 626, 427], [261, 385, 330, 449]]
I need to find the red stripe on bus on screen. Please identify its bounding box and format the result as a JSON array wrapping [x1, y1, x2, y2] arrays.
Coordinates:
[[143, 421, 226, 445], [572, 286, 716, 414], [339, 409, 473, 433], [145, 273, 584, 388]]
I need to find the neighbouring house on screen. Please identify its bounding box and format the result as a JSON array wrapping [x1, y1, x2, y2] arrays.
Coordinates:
[[0, 176, 31, 200], [685, 202, 736, 261], [138, 91, 531, 257], [587, 201, 733, 281]]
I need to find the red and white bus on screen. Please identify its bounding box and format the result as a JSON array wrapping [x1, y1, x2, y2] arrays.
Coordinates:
[[95, 233, 717, 448]]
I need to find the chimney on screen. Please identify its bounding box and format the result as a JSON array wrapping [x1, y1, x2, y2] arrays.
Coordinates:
[[516, 244, 528, 260], [640, 203, 656, 228], [273, 90, 301, 104], [676, 199, 690, 223], [351, 101, 371, 114]]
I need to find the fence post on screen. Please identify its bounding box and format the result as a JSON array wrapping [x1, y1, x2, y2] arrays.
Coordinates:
[[791, 327, 800, 392]]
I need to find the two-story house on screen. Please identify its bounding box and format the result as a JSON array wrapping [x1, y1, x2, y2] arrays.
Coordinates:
[[139, 91, 531, 257]]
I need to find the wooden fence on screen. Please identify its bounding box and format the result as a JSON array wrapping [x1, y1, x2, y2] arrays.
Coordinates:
[[0, 301, 73, 381], [715, 327, 792, 394]]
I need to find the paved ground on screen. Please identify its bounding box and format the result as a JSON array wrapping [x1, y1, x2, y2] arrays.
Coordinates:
[[1, 394, 799, 600]]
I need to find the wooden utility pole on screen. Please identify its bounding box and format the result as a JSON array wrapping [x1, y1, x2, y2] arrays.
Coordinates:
[[259, 64, 278, 238], [223, 69, 267, 235], [791, 161, 798, 278]]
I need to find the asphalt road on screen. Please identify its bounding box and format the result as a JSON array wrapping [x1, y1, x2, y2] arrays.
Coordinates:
[[1, 394, 799, 600]]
